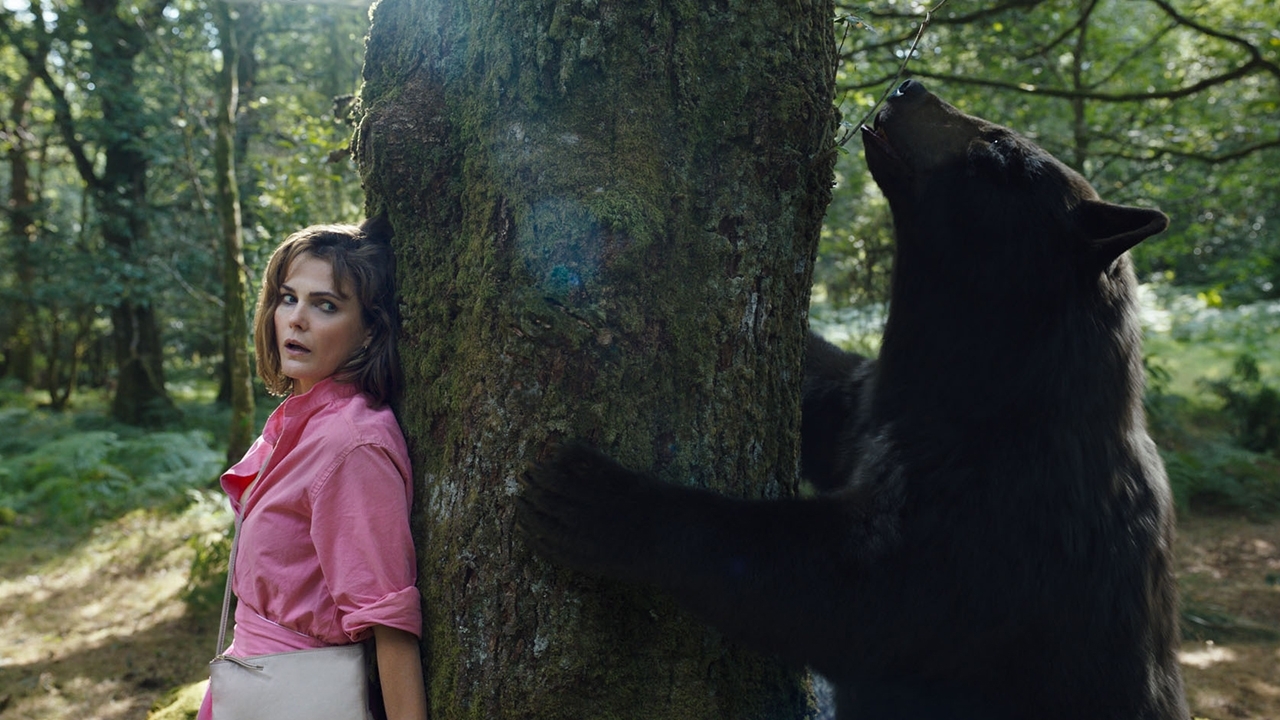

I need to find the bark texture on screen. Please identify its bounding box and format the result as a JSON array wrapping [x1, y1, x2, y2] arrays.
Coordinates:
[[356, 1, 837, 717], [215, 1, 255, 463]]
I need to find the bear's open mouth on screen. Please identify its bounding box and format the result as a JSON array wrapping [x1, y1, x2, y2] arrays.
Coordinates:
[[861, 124, 900, 163]]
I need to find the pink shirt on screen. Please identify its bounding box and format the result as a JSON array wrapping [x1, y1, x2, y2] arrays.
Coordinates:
[[219, 377, 420, 654]]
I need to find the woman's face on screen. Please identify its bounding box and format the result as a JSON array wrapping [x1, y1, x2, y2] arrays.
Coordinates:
[[274, 253, 371, 395]]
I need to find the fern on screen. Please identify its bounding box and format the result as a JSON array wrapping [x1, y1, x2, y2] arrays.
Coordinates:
[[1162, 443, 1280, 517], [0, 426, 224, 526]]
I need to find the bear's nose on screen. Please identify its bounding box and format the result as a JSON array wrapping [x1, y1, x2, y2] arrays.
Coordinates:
[[892, 79, 927, 100]]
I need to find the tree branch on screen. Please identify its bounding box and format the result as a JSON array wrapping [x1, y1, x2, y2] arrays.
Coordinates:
[[1148, 0, 1280, 81], [837, 0, 1280, 100], [28, 63, 102, 191], [2, 6, 102, 190], [903, 58, 1266, 102], [854, 0, 1053, 27], [1099, 136, 1280, 165], [1086, 21, 1179, 89]]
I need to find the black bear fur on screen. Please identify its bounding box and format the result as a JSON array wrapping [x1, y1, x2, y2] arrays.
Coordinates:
[[518, 80, 1188, 720]]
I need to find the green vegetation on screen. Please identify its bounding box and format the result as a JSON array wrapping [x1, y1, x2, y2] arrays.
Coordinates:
[[1143, 293, 1280, 517], [821, 0, 1280, 313], [0, 387, 224, 528], [0, 377, 285, 608], [1, 0, 370, 426], [0, 389, 241, 667]]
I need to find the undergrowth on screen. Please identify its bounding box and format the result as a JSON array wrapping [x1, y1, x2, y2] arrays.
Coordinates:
[[1143, 292, 1280, 518], [182, 489, 236, 617], [0, 408, 224, 528], [0, 383, 264, 618]]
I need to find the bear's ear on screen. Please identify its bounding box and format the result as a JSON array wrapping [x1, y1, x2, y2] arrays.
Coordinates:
[[1074, 200, 1169, 271], [360, 212, 395, 243]]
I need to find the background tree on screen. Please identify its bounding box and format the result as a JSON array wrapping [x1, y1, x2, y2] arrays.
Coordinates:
[[214, 0, 255, 463], [356, 0, 838, 716], [1, 0, 368, 419], [1, 61, 38, 387], [817, 0, 1280, 312], [24, 0, 179, 424], [1, 11, 107, 407]]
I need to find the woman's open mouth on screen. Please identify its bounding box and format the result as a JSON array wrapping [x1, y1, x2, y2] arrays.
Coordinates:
[[283, 339, 310, 355]]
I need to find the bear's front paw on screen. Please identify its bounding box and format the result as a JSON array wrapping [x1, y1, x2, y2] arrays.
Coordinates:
[[517, 442, 652, 578]]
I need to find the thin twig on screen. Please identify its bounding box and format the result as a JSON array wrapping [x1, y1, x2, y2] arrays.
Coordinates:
[[837, 0, 952, 147]]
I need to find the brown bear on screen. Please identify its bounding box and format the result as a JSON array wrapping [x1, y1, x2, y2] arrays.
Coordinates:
[[519, 79, 1188, 720]]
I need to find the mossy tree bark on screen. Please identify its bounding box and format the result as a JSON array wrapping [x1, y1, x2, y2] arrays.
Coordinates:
[[356, 1, 837, 717], [214, 1, 255, 465]]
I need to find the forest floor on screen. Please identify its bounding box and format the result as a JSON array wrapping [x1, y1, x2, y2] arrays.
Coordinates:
[[0, 507, 1278, 720]]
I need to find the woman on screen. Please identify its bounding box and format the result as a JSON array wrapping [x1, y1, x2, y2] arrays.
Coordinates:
[[199, 218, 427, 720]]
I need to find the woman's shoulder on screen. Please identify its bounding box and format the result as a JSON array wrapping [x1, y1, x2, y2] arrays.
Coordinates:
[[295, 380, 406, 452], [328, 391, 404, 445], [305, 388, 412, 497]]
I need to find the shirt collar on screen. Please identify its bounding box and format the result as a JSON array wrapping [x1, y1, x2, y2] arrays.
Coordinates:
[[280, 376, 363, 419]]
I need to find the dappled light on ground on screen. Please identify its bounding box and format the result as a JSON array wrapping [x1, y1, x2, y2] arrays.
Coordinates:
[[1176, 516, 1280, 720], [1180, 642, 1238, 669], [1180, 639, 1280, 719], [0, 501, 227, 720]]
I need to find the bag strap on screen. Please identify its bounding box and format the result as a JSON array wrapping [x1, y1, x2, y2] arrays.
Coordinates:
[[215, 448, 274, 657], [214, 512, 242, 656]]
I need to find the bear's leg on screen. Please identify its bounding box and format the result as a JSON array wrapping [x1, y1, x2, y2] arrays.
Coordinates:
[[801, 331, 874, 492], [518, 442, 876, 674]]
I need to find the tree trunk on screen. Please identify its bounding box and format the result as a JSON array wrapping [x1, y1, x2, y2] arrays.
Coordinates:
[[215, 0, 256, 464], [83, 0, 175, 426], [108, 300, 173, 424], [4, 69, 38, 387], [42, 306, 92, 412], [356, 0, 836, 717]]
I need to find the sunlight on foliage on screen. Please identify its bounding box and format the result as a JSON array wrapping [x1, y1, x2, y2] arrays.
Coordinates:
[[182, 489, 234, 617], [146, 680, 208, 720], [0, 408, 223, 527], [1140, 289, 1280, 516]]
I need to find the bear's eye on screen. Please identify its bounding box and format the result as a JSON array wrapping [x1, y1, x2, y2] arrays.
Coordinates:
[[965, 130, 1027, 183], [980, 129, 1008, 147]]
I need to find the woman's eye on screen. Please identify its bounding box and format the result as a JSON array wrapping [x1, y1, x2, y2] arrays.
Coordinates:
[[281, 293, 298, 304], [319, 301, 338, 313]]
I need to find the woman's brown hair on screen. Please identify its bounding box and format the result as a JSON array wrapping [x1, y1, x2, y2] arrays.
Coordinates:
[[252, 216, 402, 405]]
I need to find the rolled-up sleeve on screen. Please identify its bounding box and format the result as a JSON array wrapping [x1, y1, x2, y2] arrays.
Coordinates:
[[310, 444, 421, 641]]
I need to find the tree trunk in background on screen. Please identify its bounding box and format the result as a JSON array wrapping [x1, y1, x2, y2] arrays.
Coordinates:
[[3, 69, 37, 388], [215, 4, 260, 409], [107, 299, 172, 425], [357, 0, 836, 717], [81, 0, 175, 426], [215, 1, 256, 464]]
